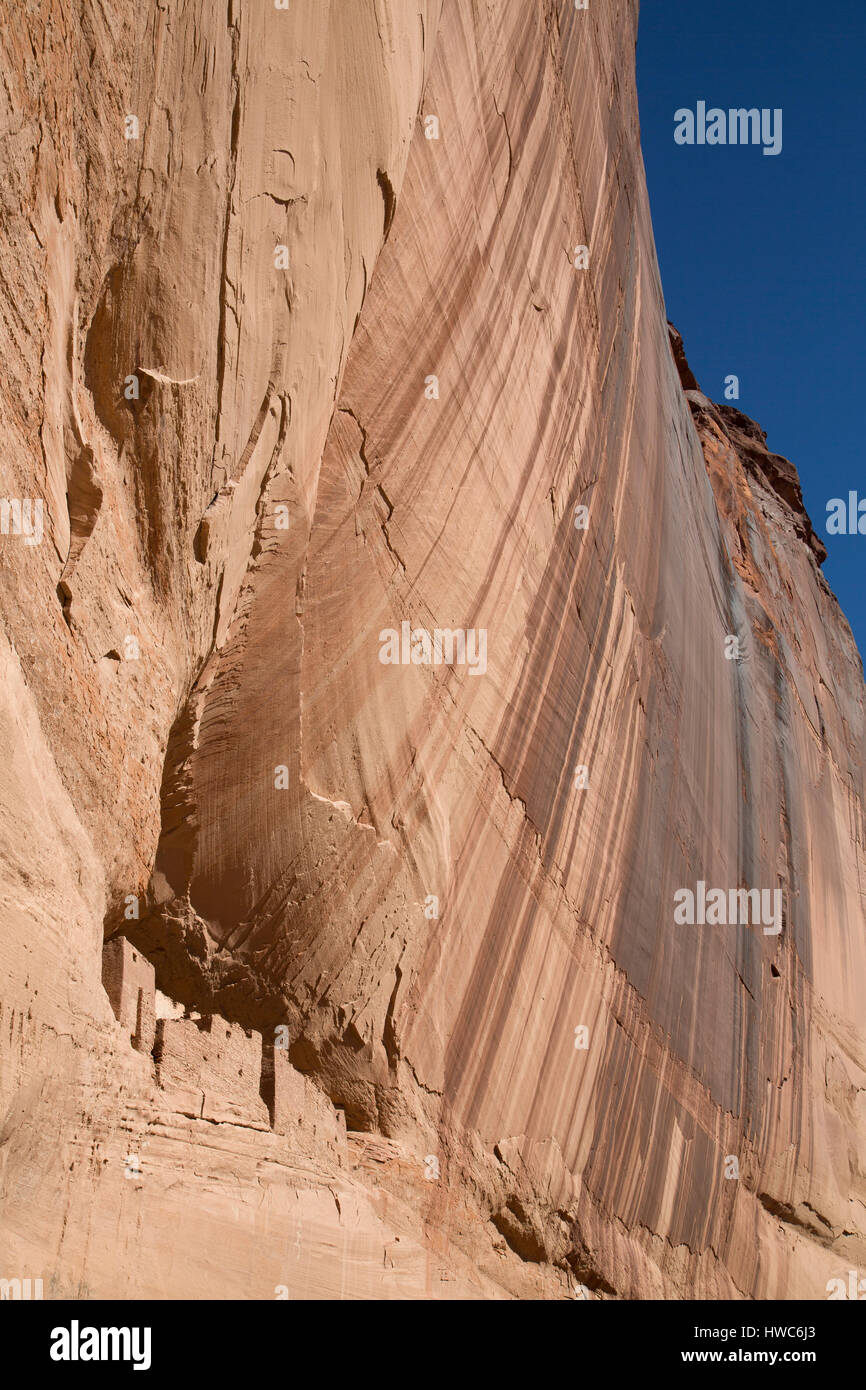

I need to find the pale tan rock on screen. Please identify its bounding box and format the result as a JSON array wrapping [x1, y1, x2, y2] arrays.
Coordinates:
[[1, 0, 864, 1302]]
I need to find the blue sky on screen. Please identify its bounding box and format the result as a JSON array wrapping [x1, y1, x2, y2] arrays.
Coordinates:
[[637, 0, 866, 662]]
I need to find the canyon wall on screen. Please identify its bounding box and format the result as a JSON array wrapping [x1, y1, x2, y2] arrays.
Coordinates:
[[1, 0, 864, 1299]]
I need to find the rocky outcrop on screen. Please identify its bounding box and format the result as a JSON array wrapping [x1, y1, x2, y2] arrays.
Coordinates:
[[1, 0, 864, 1300], [675, 336, 828, 567]]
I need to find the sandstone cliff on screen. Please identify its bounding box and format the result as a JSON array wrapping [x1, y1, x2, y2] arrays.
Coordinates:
[[1, 0, 864, 1299]]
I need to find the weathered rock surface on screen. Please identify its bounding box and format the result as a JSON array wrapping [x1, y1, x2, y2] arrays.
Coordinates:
[[1, 0, 864, 1299]]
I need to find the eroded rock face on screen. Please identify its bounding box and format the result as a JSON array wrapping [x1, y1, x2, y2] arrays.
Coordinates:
[[1, 0, 864, 1300]]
